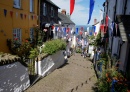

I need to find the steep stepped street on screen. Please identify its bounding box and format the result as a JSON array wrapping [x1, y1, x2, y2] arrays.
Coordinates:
[[25, 53, 97, 92]]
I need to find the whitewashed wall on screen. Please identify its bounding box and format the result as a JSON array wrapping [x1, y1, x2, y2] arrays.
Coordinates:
[[111, 37, 120, 56], [125, 0, 130, 14], [116, 0, 125, 15], [119, 42, 128, 71]]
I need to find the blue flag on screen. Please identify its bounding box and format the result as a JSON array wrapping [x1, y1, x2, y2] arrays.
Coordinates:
[[76, 28, 79, 35], [93, 26, 96, 32], [87, 0, 95, 24]]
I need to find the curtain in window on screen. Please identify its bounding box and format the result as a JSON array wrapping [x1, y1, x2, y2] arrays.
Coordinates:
[[14, 0, 20, 8], [30, 0, 34, 12]]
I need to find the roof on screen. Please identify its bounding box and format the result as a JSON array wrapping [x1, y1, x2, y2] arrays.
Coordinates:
[[46, 0, 60, 9], [58, 12, 75, 25], [116, 15, 130, 42]]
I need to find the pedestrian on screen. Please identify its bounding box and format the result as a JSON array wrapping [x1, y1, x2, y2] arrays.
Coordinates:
[[81, 37, 85, 56], [70, 32, 77, 55]]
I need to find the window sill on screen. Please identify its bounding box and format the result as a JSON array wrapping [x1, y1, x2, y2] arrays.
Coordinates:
[[13, 7, 23, 10], [30, 12, 35, 14]]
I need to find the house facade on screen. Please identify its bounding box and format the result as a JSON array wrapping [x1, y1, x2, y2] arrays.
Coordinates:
[[57, 9, 75, 38], [103, 0, 130, 76], [0, 0, 38, 53], [40, 0, 60, 41]]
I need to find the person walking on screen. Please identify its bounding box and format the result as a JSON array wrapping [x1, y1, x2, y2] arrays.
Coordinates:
[[81, 37, 85, 56], [71, 32, 77, 55]]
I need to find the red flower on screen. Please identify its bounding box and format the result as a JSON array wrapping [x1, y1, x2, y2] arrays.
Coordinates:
[[14, 38, 18, 40], [13, 34, 16, 36], [25, 40, 28, 42]]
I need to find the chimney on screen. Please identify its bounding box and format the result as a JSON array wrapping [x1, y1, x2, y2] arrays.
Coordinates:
[[61, 9, 66, 15], [94, 18, 97, 24]]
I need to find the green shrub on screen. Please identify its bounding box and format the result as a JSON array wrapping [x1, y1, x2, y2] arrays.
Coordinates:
[[29, 48, 39, 59], [42, 39, 66, 55]]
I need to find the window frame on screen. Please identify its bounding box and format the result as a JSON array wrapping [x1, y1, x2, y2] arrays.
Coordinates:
[[51, 7, 54, 17], [43, 3, 47, 16], [13, 28, 22, 43], [30, 28, 34, 43], [30, 0, 34, 13], [13, 0, 21, 9]]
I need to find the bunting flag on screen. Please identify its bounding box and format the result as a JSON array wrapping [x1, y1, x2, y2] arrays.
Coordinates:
[[31, 15, 33, 20], [76, 28, 79, 35], [4, 9, 7, 17], [64, 27, 66, 36], [66, 28, 70, 33], [34, 15, 37, 20], [29, 15, 30, 20], [104, 15, 108, 33], [93, 26, 96, 32], [79, 30, 83, 35], [24, 14, 26, 19], [70, 0, 75, 15], [0, 8, 38, 21], [87, 0, 95, 24], [20, 13, 23, 19], [16, 12, 18, 18], [10, 11, 13, 17], [100, 25, 105, 32]]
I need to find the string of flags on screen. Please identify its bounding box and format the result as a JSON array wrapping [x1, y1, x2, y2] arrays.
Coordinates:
[[0, 8, 38, 20]]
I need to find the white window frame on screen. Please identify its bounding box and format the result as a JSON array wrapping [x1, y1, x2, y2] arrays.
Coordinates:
[[13, 0, 21, 9], [13, 28, 22, 43], [30, 0, 34, 12], [30, 28, 34, 42], [43, 3, 47, 16], [51, 7, 54, 17]]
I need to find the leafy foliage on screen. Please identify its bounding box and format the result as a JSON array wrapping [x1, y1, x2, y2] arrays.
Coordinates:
[[94, 31, 102, 46], [29, 48, 39, 59], [34, 27, 45, 46], [96, 68, 128, 92], [42, 39, 66, 55]]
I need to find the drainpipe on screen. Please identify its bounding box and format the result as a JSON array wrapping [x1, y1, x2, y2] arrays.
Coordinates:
[[124, 0, 128, 15], [38, 0, 41, 28], [114, 0, 117, 22]]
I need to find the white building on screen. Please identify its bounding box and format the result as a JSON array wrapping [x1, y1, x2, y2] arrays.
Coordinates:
[[103, 0, 130, 73]]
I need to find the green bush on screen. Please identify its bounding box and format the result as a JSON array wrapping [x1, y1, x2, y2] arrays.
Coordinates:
[[42, 39, 66, 55], [29, 48, 39, 59]]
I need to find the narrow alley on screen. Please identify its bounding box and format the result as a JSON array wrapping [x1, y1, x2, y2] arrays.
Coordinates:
[[25, 53, 97, 92]]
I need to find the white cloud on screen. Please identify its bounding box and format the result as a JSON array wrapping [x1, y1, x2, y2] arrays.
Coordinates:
[[51, 0, 97, 25]]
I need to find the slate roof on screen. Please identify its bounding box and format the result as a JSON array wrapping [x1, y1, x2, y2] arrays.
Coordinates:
[[58, 12, 75, 25], [46, 0, 60, 9], [116, 15, 130, 42]]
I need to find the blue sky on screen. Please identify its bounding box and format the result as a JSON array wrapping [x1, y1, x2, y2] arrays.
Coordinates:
[[51, 0, 105, 25]]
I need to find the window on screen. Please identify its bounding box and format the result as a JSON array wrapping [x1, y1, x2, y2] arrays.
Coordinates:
[[13, 0, 21, 9], [13, 28, 22, 44], [43, 3, 47, 16], [51, 7, 54, 17], [30, 28, 34, 42], [30, 0, 34, 12]]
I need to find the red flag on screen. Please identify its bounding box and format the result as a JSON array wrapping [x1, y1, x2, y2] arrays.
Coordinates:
[[104, 15, 108, 33], [10, 11, 13, 17], [24, 14, 26, 19], [70, 0, 75, 15]]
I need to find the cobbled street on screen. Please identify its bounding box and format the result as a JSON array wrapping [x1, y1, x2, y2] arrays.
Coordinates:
[[25, 53, 97, 92]]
